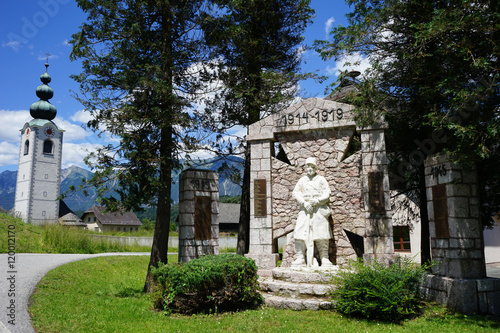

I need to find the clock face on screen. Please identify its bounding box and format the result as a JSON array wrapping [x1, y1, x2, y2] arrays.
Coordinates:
[[44, 126, 55, 137]]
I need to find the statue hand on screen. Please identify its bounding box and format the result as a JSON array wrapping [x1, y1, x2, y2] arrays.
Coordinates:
[[304, 202, 313, 213]]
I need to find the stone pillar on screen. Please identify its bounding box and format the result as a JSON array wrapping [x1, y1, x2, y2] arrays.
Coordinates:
[[424, 154, 486, 278], [360, 125, 394, 264], [421, 154, 500, 316], [245, 140, 279, 270], [178, 169, 219, 263]]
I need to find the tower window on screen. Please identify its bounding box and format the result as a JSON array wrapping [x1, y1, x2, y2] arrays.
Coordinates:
[[43, 140, 54, 155], [24, 140, 29, 155]]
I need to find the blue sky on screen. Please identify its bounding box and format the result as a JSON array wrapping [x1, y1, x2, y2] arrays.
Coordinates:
[[0, 0, 357, 173]]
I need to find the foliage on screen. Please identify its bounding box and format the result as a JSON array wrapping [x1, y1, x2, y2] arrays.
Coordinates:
[[315, 0, 500, 230], [0, 213, 150, 253], [30, 255, 500, 332], [150, 254, 263, 314], [220, 195, 241, 203], [200, 0, 315, 255], [331, 257, 431, 322]]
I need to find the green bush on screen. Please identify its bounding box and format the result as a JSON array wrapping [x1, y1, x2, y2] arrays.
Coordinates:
[[151, 254, 263, 315], [331, 256, 430, 322]]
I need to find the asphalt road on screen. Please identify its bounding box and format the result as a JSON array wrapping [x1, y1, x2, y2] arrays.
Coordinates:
[[0, 252, 150, 333]]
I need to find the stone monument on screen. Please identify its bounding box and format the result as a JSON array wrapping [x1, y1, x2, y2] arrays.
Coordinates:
[[178, 169, 219, 263], [245, 97, 394, 273]]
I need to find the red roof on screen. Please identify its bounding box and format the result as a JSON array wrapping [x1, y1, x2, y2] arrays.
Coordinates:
[[82, 205, 142, 226]]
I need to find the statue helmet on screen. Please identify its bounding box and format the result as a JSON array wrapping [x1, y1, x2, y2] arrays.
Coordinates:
[[305, 157, 318, 169]]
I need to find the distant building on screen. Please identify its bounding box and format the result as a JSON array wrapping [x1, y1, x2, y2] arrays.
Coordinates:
[[81, 205, 142, 232], [219, 203, 240, 233], [58, 200, 86, 227]]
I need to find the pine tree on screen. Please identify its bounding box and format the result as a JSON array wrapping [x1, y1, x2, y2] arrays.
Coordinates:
[[69, 0, 210, 292], [200, 0, 314, 254]]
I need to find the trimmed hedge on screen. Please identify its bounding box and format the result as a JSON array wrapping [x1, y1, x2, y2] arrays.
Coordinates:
[[331, 257, 430, 322], [151, 254, 263, 314]]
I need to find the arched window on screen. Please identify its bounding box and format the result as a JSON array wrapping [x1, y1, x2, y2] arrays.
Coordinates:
[[43, 140, 54, 155], [24, 140, 29, 155]]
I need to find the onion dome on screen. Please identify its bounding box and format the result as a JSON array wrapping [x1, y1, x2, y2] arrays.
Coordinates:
[[30, 63, 57, 120]]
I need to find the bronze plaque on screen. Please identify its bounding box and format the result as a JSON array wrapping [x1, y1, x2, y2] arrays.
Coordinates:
[[432, 184, 449, 238], [368, 172, 385, 213], [254, 179, 267, 217], [195, 196, 212, 240]]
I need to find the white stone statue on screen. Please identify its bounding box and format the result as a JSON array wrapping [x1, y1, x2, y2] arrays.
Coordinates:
[[291, 157, 334, 267]]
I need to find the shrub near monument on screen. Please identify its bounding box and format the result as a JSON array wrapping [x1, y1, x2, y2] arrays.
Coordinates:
[[150, 254, 263, 314]]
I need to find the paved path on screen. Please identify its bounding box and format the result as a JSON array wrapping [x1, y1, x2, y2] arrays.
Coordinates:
[[0, 252, 150, 333]]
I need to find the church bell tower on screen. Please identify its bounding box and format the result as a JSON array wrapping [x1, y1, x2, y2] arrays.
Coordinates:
[[14, 63, 64, 224]]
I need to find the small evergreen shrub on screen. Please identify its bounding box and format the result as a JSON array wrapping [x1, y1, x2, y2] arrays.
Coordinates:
[[331, 256, 430, 322], [150, 254, 263, 315]]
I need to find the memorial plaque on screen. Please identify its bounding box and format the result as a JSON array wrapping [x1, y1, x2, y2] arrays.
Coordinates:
[[195, 196, 212, 240], [432, 184, 449, 238], [254, 179, 267, 217], [368, 172, 385, 213]]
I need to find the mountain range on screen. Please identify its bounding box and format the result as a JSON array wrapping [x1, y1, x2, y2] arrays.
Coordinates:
[[0, 156, 243, 214]]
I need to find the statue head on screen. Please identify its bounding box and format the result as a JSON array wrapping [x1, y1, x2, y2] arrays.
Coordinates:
[[305, 157, 318, 177]]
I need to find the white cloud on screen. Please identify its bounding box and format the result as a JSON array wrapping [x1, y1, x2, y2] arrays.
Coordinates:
[[328, 52, 372, 77], [70, 109, 93, 124], [0, 141, 19, 166], [0, 110, 31, 142], [61, 142, 102, 169], [56, 118, 88, 142], [325, 17, 335, 39], [2, 40, 22, 52]]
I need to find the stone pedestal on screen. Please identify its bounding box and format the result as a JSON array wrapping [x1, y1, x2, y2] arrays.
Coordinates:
[[421, 154, 500, 315], [178, 169, 219, 263], [424, 154, 485, 279]]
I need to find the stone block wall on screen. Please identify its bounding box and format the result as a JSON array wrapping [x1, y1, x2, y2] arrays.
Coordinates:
[[421, 154, 500, 315], [360, 127, 394, 264], [178, 169, 219, 263], [424, 154, 485, 278]]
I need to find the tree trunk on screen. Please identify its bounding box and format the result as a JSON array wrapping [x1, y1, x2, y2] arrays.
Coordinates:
[[144, 125, 173, 293], [237, 148, 251, 255], [419, 165, 431, 266]]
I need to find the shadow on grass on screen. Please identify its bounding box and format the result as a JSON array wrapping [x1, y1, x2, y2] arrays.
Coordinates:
[[115, 287, 145, 298]]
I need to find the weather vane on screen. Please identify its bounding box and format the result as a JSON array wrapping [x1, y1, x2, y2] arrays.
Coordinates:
[[45, 52, 51, 70]]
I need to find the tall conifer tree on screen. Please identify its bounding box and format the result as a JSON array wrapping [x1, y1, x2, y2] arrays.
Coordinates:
[[69, 0, 209, 291], [201, 0, 314, 254]]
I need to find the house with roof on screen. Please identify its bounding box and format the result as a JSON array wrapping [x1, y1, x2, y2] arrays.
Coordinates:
[[58, 200, 86, 227], [81, 205, 142, 232], [219, 203, 240, 233]]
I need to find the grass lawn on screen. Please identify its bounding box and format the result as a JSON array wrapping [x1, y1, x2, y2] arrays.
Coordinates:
[[29, 256, 500, 333]]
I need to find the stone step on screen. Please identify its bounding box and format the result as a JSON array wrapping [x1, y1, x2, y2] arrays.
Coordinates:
[[271, 267, 340, 284], [263, 294, 334, 311], [259, 279, 334, 298]]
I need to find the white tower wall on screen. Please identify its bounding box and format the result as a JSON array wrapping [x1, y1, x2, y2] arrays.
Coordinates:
[[14, 121, 64, 224]]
